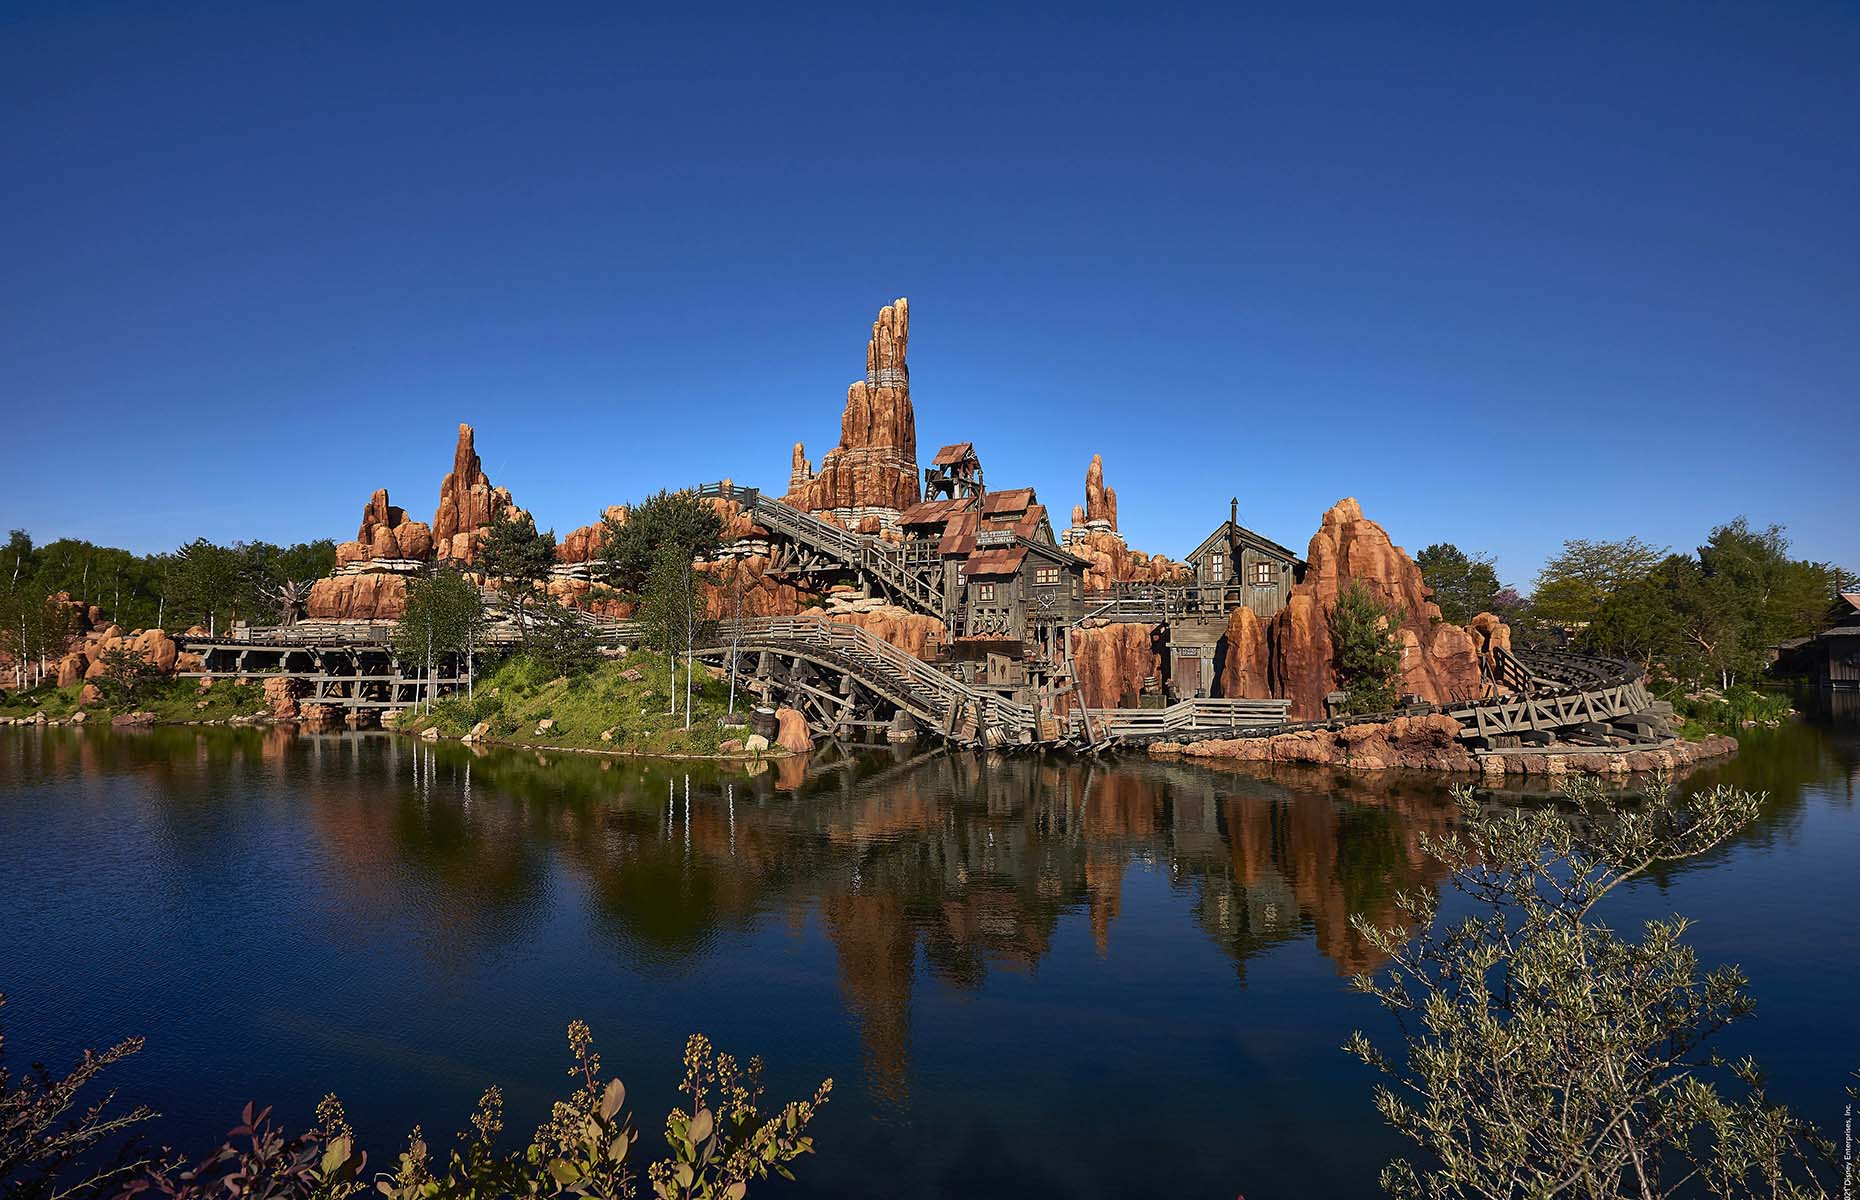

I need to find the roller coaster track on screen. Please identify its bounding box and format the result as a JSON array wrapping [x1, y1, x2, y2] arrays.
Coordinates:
[[694, 482, 948, 620]]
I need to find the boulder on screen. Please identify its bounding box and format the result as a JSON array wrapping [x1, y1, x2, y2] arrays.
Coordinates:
[[263, 676, 303, 719], [304, 573, 407, 620], [744, 733, 770, 754], [774, 707, 814, 753]]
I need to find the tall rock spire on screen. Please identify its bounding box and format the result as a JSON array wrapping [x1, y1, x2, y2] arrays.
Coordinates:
[[433, 423, 522, 563], [791, 298, 920, 519]]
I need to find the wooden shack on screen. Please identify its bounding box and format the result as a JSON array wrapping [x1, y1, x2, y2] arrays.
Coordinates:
[[899, 452, 1086, 659], [1183, 498, 1305, 619]]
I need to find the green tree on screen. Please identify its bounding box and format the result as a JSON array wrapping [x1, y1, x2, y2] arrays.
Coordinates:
[[91, 645, 160, 707], [0, 593, 79, 689], [395, 568, 487, 712], [1330, 581, 1404, 714], [599, 491, 723, 596], [166, 539, 249, 631], [475, 513, 557, 638], [1416, 544, 1502, 626], [1348, 773, 1836, 1198], [525, 602, 603, 679], [1531, 536, 1668, 632], [638, 549, 715, 725]]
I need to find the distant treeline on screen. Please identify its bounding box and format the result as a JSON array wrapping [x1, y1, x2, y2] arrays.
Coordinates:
[[1418, 517, 1853, 695], [0, 529, 335, 636]]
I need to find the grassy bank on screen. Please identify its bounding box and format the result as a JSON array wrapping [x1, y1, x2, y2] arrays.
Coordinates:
[[399, 650, 762, 756], [0, 678, 267, 724], [1669, 683, 1793, 739]]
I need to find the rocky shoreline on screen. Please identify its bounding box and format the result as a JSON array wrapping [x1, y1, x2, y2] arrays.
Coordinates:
[[1150, 712, 1740, 777]]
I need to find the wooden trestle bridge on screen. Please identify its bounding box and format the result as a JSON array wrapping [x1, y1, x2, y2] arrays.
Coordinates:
[[177, 479, 1670, 751]]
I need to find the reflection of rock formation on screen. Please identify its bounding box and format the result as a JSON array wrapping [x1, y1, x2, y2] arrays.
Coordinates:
[[785, 299, 920, 527]]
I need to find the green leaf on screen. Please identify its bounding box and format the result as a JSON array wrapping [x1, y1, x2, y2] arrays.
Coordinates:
[[548, 1158, 582, 1186], [600, 1078, 626, 1121], [688, 1107, 714, 1146]]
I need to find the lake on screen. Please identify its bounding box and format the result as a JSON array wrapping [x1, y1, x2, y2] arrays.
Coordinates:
[[2, 709, 1855, 1198]]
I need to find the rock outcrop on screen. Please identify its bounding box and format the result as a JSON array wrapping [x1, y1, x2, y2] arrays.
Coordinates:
[[1083, 453, 1117, 529], [1216, 499, 1501, 720], [1071, 622, 1162, 709], [1216, 606, 1271, 699], [336, 489, 434, 567], [558, 506, 628, 565], [1277, 499, 1484, 717], [1063, 455, 1191, 592], [786, 299, 920, 522], [433, 424, 523, 564], [304, 573, 408, 620]]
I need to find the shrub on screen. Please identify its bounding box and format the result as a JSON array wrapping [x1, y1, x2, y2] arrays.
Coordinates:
[[2, 1002, 831, 1200], [1347, 772, 1837, 1197]]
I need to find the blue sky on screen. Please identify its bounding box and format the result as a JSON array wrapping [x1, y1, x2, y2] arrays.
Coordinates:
[[3, 2, 1855, 587]]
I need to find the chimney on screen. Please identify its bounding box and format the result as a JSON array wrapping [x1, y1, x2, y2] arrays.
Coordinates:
[[1230, 496, 1238, 527]]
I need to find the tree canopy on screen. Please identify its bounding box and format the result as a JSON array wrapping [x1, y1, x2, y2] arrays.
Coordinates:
[[598, 491, 723, 596], [1416, 543, 1501, 626]]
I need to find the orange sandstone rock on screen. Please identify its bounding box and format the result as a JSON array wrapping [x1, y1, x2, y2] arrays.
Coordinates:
[[788, 299, 920, 515]]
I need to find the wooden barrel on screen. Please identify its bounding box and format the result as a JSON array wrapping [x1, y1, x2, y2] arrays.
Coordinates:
[[749, 707, 780, 740]]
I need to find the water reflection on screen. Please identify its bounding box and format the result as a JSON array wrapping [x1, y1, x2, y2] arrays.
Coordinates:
[[4, 719, 1857, 1199], [1, 728, 1483, 1096]]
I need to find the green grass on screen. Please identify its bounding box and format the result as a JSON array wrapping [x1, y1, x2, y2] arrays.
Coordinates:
[[399, 650, 764, 757], [1670, 684, 1792, 740], [0, 678, 265, 724]]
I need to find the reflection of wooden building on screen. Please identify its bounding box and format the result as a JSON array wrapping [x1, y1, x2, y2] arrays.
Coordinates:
[[1184, 499, 1306, 619]]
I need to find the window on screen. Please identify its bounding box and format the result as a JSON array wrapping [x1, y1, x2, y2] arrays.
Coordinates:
[[977, 582, 996, 602], [1035, 566, 1059, 586], [1208, 554, 1224, 582], [1253, 561, 1275, 586]]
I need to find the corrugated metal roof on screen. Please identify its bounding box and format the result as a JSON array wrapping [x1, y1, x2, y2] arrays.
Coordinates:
[[963, 546, 1029, 576], [939, 511, 979, 557], [1011, 504, 1048, 538], [899, 497, 972, 526], [982, 488, 1035, 516], [931, 442, 976, 465]]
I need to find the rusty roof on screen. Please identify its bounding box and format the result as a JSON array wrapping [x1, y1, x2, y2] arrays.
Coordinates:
[[937, 510, 979, 557], [931, 442, 976, 465], [898, 497, 973, 526], [982, 488, 1036, 516], [1010, 503, 1048, 539], [962, 546, 1029, 576]]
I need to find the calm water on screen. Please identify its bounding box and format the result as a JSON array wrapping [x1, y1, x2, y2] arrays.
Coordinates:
[[2, 710, 1856, 1198]]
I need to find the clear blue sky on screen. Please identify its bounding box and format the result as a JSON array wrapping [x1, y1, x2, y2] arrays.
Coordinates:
[[4, 2, 1855, 587]]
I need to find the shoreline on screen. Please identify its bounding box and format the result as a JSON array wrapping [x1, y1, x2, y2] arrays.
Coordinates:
[[4, 706, 1745, 778]]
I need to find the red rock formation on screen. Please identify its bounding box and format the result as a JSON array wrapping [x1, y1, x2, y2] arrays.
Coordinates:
[[788, 299, 920, 517], [1071, 622, 1162, 709], [304, 574, 407, 620], [1216, 606, 1270, 699], [337, 488, 435, 565], [1084, 454, 1117, 529], [1267, 499, 1485, 718], [1155, 712, 1476, 771], [774, 706, 815, 753], [1066, 455, 1190, 591], [433, 424, 521, 564], [557, 506, 628, 565], [832, 606, 944, 660]]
